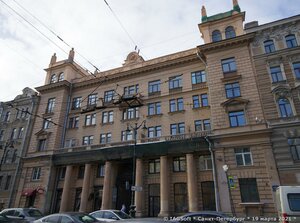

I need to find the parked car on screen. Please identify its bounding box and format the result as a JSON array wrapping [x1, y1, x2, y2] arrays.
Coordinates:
[[0, 208, 43, 223], [0, 213, 27, 222], [170, 211, 239, 223], [33, 213, 101, 223], [276, 186, 300, 222], [89, 210, 131, 222], [119, 218, 173, 223]]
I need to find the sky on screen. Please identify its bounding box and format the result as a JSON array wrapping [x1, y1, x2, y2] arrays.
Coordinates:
[[0, 0, 299, 101]]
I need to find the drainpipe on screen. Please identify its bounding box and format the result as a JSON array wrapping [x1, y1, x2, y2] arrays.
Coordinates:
[[8, 96, 36, 207], [205, 136, 220, 212]]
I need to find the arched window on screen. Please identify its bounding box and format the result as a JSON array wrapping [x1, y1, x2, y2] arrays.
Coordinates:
[[285, 34, 298, 48], [278, 98, 293, 117], [225, 26, 236, 39], [4, 111, 11, 122], [264, 40, 276, 54], [58, 72, 64, 82], [50, 74, 57, 83], [212, 30, 222, 42]]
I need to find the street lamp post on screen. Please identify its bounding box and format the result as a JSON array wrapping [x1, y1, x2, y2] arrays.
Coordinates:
[[126, 120, 147, 218], [223, 164, 236, 216]]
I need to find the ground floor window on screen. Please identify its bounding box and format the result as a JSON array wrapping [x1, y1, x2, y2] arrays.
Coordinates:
[[73, 188, 82, 211], [239, 178, 260, 202], [53, 189, 62, 213], [93, 186, 103, 211], [174, 183, 188, 213]]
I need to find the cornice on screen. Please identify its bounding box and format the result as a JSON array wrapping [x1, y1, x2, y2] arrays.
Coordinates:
[[35, 80, 71, 93], [197, 33, 255, 53]]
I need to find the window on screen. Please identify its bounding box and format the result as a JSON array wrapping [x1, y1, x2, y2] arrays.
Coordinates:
[[285, 34, 298, 48], [174, 183, 188, 213], [0, 130, 4, 141], [73, 188, 82, 211], [82, 136, 94, 145], [100, 133, 112, 144], [229, 111, 246, 127], [191, 70, 206, 84], [212, 30, 222, 42], [225, 82, 241, 98], [170, 123, 185, 135], [4, 176, 11, 190], [0, 176, 2, 188], [170, 98, 184, 112], [72, 97, 82, 109], [46, 98, 55, 113], [173, 157, 186, 172], [203, 119, 211, 130], [102, 111, 113, 123], [43, 118, 52, 129], [194, 120, 202, 131], [289, 138, 300, 161], [97, 164, 105, 177], [199, 155, 212, 170], [104, 90, 115, 103], [149, 159, 160, 174], [292, 62, 300, 80], [58, 72, 64, 82], [148, 102, 161, 115], [192, 95, 200, 108], [201, 94, 209, 107], [61, 216, 73, 223], [123, 107, 139, 120], [121, 130, 133, 141], [278, 98, 293, 117], [85, 113, 96, 126], [222, 58, 237, 73], [50, 74, 57, 83], [32, 167, 41, 180], [264, 40, 276, 54], [87, 94, 97, 107], [148, 80, 161, 93], [65, 139, 76, 148], [37, 139, 47, 151], [270, 66, 284, 83], [169, 75, 182, 90], [148, 126, 162, 138], [18, 127, 24, 138], [4, 111, 11, 122], [239, 178, 260, 202], [68, 116, 79, 128], [124, 84, 139, 95], [235, 148, 253, 166], [10, 128, 17, 139], [78, 166, 85, 179], [287, 193, 300, 211], [20, 108, 27, 119], [225, 26, 236, 39]]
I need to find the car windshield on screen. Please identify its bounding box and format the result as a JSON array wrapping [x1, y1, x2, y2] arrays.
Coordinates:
[[25, 209, 43, 217], [73, 214, 98, 223], [114, 211, 131, 219]]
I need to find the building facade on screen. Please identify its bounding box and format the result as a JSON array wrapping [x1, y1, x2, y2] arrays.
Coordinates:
[[12, 0, 299, 218], [0, 88, 39, 210], [245, 15, 300, 185]]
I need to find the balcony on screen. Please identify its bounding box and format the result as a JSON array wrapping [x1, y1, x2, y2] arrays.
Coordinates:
[[114, 93, 144, 109], [268, 115, 300, 127]]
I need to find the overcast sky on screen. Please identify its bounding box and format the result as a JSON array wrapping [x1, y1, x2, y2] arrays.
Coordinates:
[[0, 0, 299, 101]]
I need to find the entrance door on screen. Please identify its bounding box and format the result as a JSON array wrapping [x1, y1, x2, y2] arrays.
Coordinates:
[[93, 186, 103, 211], [148, 184, 160, 217], [201, 181, 216, 211], [53, 189, 62, 213]]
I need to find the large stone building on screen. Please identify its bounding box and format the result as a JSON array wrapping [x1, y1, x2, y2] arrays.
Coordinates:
[[0, 88, 39, 210], [245, 15, 300, 185], [11, 0, 299, 218]]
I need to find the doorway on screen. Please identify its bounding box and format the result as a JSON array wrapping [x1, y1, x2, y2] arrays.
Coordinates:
[[201, 181, 216, 211], [148, 184, 160, 217]]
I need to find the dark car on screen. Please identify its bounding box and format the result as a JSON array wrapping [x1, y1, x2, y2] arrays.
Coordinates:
[[0, 213, 27, 222], [0, 208, 43, 222], [33, 212, 101, 223], [171, 211, 239, 223], [117, 218, 173, 223]]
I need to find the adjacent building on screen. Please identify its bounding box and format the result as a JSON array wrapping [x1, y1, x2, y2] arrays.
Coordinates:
[[0, 88, 39, 210], [8, 0, 300, 218]]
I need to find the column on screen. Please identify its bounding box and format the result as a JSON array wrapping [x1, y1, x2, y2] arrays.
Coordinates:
[[158, 156, 169, 217], [135, 158, 143, 217], [60, 165, 73, 212], [79, 163, 92, 212], [186, 154, 198, 212], [101, 161, 112, 209]]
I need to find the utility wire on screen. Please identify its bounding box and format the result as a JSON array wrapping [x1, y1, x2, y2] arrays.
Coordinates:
[[12, 0, 101, 73]]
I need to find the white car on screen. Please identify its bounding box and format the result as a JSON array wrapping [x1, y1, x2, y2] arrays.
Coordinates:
[[89, 210, 131, 222]]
